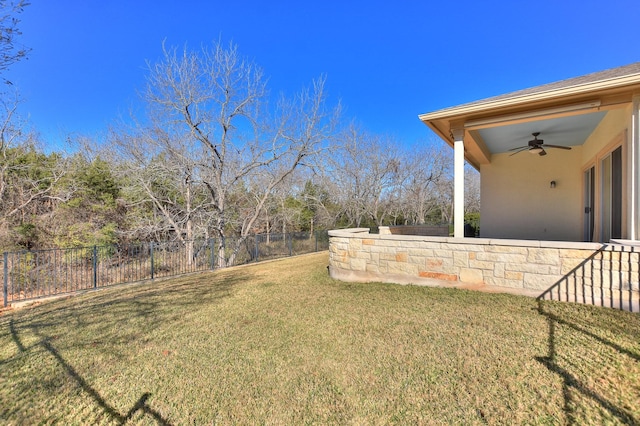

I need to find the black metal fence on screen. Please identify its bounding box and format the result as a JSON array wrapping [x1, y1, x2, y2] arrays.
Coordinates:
[[537, 245, 640, 313], [1, 231, 329, 307]]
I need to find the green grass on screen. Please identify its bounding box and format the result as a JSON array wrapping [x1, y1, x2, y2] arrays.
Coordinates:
[[1, 252, 639, 425]]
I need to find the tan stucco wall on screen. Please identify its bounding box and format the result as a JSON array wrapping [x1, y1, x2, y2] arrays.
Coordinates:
[[480, 146, 583, 241], [581, 107, 629, 164], [479, 108, 631, 242], [329, 228, 639, 308]]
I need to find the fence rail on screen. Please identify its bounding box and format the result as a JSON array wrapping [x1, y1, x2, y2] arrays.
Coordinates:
[[1, 231, 329, 307]]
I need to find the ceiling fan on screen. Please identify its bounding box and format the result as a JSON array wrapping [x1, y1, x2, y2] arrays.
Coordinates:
[[509, 132, 571, 156]]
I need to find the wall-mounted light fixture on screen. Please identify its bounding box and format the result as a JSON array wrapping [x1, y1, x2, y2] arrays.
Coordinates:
[[550, 180, 556, 189]]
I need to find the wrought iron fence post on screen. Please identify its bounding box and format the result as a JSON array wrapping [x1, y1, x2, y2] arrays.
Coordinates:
[[209, 238, 215, 270], [315, 231, 318, 252], [92, 246, 98, 289], [150, 242, 155, 280], [288, 233, 292, 256], [255, 235, 259, 262], [3, 252, 8, 308]]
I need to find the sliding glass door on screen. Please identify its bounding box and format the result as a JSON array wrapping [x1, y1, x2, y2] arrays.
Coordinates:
[[583, 166, 595, 242], [600, 146, 622, 241]]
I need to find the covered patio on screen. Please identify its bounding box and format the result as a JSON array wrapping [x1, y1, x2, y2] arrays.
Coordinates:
[[329, 63, 640, 311]]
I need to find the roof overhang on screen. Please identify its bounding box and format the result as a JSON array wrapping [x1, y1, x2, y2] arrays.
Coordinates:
[[419, 66, 640, 170]]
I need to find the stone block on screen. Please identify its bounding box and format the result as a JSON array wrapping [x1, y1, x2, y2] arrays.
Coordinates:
[[460, 268, 483, 284], [334, 261, 350, 270], [395, 252, 408, 262], [350, 258, 367, 271], [408, 248, 435, 257], [366, 263, 380, 273], [523, 273, 562, 290], [560, 258, 587, 274], [527, 248, 560, 265], [388, 261, 418, 275], [469, 260, 494, 270], [559, 249, 594, 259], [330, 237, 350, 245], [493, 263, 505, 278], [453, 251, 469, 267], [486, 245, 528, 254], [354, 251, 371, 260], [440, 258, 455, 271], [476, 252, 527, 264], [504, 271, 524, 280], [362, 239, 376, 245], [368, 245, 386, 253], [442, 243, 487, 252], [329, 244, 346, 254], [380, 240, 404, 248], [423, 242, 447, 249], [505, 263, 552, 274], [380, 253, 397, 261], [408, 255, 427, 265], [433, 249, 453, 259], [400, 241, 423, 249], [419, 271, 458, 281], [427, 258, 443, 269]]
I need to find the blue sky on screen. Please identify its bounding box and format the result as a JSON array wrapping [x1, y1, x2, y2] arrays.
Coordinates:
[[5, 0, 640, 152]]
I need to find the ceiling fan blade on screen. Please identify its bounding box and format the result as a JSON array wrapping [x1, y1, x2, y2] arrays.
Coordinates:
[[543, 144, 571, 150], [508, 145, 528, 152], [539, 148, 547, 156], [509, 147, 530, 156]]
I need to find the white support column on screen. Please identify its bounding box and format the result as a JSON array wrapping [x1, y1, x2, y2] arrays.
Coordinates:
[[629, 96, 640, 240], [452, 128, 465, 238]]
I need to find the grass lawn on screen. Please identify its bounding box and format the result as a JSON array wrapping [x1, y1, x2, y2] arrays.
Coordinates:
[[1, 252, 639, 425]]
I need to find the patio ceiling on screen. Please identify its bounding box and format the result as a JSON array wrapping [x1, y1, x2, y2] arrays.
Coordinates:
[[419, 62, 640, 170], [477, 110, 607, 155]]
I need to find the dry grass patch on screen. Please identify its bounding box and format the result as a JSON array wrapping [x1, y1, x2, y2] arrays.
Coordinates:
[[1, 252, 638, 424]]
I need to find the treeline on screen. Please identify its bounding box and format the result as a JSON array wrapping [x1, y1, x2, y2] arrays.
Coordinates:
[[0, 41, 479, 255]]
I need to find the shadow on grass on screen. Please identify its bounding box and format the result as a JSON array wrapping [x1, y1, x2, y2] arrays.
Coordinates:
[[10, 318, 172, 425], [11, 270, 254, 350], [2, 269, 256, 423], [536, 300, 639, 425]]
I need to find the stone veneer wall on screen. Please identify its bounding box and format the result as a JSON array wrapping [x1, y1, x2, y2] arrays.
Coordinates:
[[328, 228, 640, 304]]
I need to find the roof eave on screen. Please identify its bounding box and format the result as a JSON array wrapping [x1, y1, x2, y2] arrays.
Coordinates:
[[418, 73, 640, 122]]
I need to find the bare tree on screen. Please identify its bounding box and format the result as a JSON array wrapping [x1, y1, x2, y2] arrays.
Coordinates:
[[114, 41, 337, 266], [0, 0, 30, 82], [0, 94, 72, 249], [329, 126, 401, 227], [465, 167, 480, 213], [398, 143, 452, 225]]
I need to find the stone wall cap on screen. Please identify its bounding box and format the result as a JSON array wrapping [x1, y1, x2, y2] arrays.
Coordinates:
[[610, 239, 640, 248], [328, 228, 638, 251], [541, 240, 603, 250], [488, 239, 541, 247], [446, 237, 492, 244], [328, 228, 371, 237]]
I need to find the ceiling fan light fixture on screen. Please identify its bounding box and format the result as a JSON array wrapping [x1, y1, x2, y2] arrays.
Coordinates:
[[529, 146, 543, 154]]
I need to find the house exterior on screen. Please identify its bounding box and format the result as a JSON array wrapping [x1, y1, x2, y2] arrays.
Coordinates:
[[421, 62, 640, 243], [329, 63, 640, 311]]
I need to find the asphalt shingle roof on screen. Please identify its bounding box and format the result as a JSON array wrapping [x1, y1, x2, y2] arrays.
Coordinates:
[[456, 62, 640, 109]]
